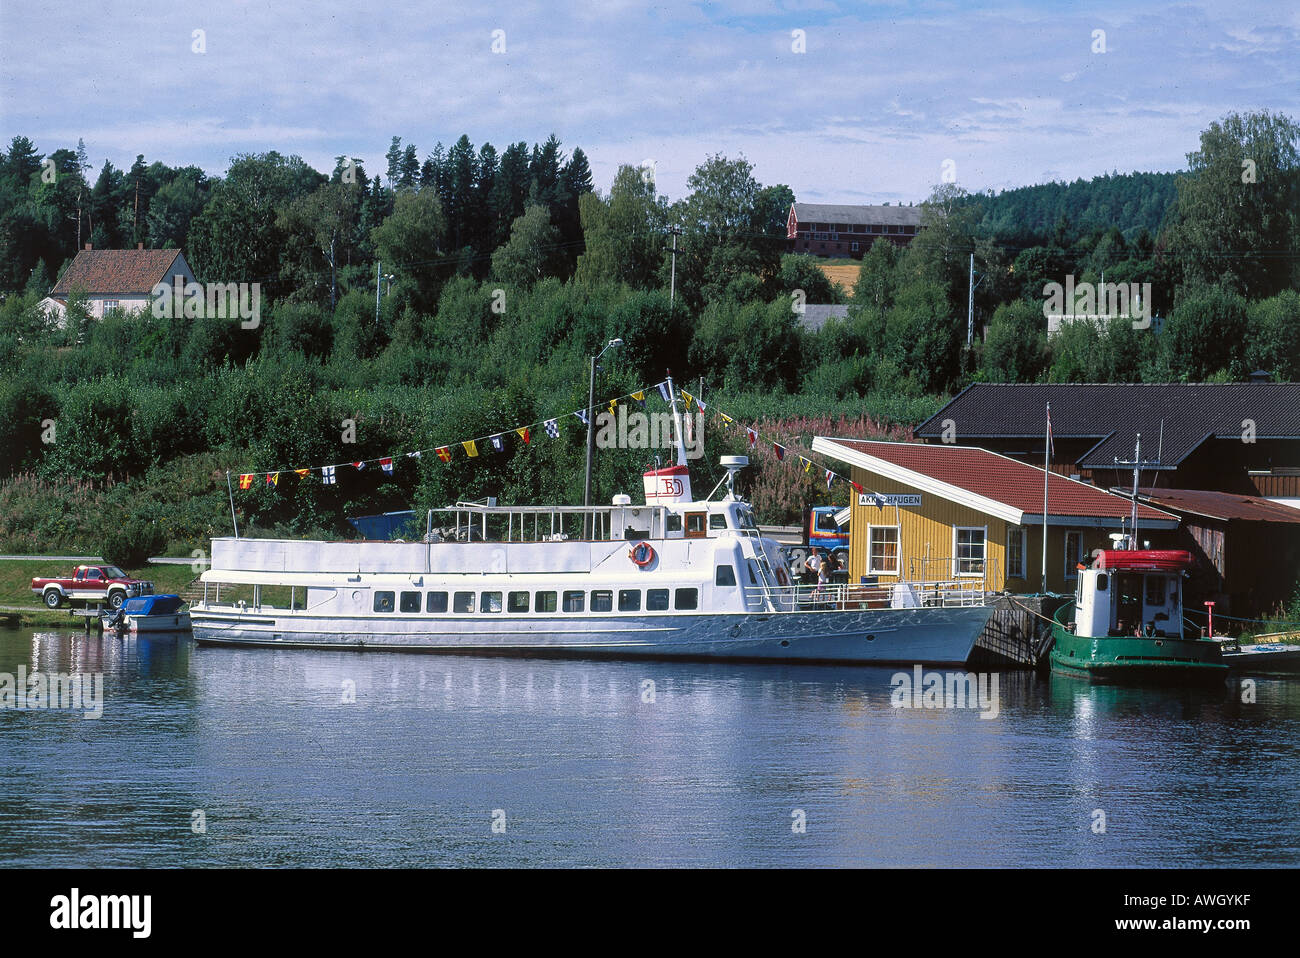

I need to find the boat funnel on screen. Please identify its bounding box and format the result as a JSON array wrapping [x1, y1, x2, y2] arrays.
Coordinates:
[[643, 463, 692, 504]]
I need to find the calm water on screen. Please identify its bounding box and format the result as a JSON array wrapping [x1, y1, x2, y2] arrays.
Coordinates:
[[1, 625, 1296, 867]]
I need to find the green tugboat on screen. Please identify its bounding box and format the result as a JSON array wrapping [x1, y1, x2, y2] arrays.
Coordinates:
[[1050, 548, 1227, 683]]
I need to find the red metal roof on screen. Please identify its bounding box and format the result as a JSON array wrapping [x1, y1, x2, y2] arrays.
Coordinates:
[[50, 248, 186, 296], [1134, 487, 1300, 524], [823, 439, 1178, 521]]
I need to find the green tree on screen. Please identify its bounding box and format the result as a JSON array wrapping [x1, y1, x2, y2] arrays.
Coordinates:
[[369, 188, 448, 310], [980, 300, 1047, 382], [491, 205, 562, 287], [1159, 285, 1249, 381], [1245, 290, 1300, 381], [1170, 111, 1300, 298], [575, 165, 668, 289]]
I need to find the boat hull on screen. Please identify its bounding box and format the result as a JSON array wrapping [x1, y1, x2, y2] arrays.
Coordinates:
[[1050, 624, 1227, 684], [190, 605, 994, 665], [1222, 644, 1300, 673]]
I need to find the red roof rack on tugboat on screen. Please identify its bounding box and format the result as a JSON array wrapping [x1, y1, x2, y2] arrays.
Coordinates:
[[1094, 549, 1195, 572]]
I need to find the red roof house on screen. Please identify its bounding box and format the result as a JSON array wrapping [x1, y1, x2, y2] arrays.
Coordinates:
[[811, 437, 1179, 592]]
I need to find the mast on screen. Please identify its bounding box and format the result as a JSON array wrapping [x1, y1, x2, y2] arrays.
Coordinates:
[[1041, 402, 1050, 592], [1129, 434, 1141, 549], [665, 374, 687, 467]]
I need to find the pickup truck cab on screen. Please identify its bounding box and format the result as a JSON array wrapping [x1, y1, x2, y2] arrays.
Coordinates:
[[31, 565, 155, 610]]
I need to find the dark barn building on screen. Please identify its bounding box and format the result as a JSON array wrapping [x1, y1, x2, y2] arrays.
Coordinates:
[[1134, 488, 1300, 620], [786, 203, 923, 258], [915, 384, 1300, 618], [915, 383, 1300, 498]]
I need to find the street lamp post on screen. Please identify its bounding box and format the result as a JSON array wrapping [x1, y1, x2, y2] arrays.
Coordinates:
[[584, 337, 623, 537]]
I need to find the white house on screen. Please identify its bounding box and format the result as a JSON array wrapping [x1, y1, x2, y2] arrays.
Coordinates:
[[39, 245, 196, 325]]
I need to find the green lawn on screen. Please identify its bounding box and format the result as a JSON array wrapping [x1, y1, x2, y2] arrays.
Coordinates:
[[0, 560, 197, 610]]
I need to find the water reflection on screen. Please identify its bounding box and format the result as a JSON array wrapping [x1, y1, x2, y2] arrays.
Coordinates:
[[1, 628, 1297, 868]]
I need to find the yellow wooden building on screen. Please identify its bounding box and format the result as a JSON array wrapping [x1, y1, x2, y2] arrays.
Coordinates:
[[811, 438, 1180, 593]]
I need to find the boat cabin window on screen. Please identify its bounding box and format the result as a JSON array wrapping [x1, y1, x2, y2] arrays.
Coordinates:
[[1095, 574, 1108, 592], [736, 508, 757, 530], [814, 512, 840, 533], [535, 591, 557, 613], [508, 591, 530, 613], [454, 591, 476, 613], [685, 513, 707, 538], [715, 565, 737, 587], [1114, 574, 1141, 635], [1145, 576, 1166, 607], [374, 591, 395, 613], [666, 514, 683, 533], [562, 590, 584, 613], [647, 589, 669, 611], [618, 590, 641, 612], [481, 592, 503, 613], [674, 588, 698, 611], [746, 562, 759, 585], [400, 591, 421, 613], [426, 591, 448, 613], [709, 513, 728, 530], [591, 590, 613, 612]]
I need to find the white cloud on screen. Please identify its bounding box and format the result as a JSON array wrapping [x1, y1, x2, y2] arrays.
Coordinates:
[[1, 0, 1296, 201]]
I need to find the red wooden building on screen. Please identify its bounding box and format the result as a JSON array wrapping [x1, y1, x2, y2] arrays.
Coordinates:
[[786, 203, 923, 258]]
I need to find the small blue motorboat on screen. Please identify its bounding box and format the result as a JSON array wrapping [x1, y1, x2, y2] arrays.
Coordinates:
[[102, 594, 190, 633]]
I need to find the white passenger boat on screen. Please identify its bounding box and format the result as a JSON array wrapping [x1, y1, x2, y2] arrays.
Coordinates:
[[191, 396, 992, 664]]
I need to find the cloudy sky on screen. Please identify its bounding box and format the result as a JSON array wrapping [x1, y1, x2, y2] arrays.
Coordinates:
[[2, 0, 1296, 202]]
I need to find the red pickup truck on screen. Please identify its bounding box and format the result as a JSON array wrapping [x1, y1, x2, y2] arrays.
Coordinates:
[[31, 565, 155, 610]]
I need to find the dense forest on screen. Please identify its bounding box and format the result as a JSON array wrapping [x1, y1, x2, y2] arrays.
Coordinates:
[[0, 111, 1297, 560]]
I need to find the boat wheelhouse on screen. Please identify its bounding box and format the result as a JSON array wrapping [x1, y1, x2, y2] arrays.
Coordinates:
[[1050, 549, 1226, 682]]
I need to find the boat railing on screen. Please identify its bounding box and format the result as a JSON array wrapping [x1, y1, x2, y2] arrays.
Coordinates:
[[746, 580, 986, 611]]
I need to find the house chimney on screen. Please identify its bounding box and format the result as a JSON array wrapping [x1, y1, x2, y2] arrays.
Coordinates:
[[137, 242, 144, 250], [84, 243, 92, 251]]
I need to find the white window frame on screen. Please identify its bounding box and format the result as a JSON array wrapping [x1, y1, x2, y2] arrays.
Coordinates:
[[953, 526, 987, 578], [1064, 530, 1084, 580], [1006, 527, 1026, 579], [867, 525, 900, 575]]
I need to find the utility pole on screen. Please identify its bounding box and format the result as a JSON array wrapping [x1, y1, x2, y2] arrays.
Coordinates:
[[967, 252, 988, 346], [668, 226, 682, 307]]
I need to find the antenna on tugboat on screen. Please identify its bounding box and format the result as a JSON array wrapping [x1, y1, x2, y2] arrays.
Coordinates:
[[1113, 433, 1160, 551]]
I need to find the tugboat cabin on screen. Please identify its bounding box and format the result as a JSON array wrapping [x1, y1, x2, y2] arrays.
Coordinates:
[[1072, 550, 1194, 639]]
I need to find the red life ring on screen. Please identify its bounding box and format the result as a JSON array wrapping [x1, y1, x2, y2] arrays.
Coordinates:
[[629, 542, 656, 567]]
